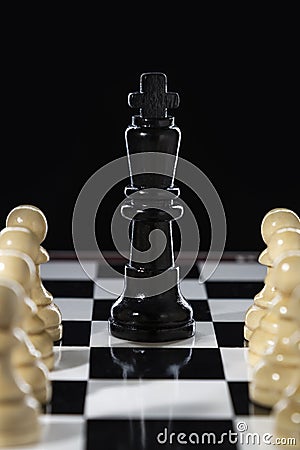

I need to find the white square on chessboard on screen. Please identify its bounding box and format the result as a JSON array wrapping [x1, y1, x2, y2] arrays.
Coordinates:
[[2, 416, 86, 450], [39, 415, 85, 450], [220, 348, 252, 381], [40, 260, 97, 280], [198, 261, 266, 281], [90, 321, 218, 348], [179, 279, 207, 299], [85, 379, 234, 419], [94, 278, 124, 299], [234, 416, 276, 450], [54, 298, 93, 320], [50, 347, 90, 381], [208, 299, 253, 322]]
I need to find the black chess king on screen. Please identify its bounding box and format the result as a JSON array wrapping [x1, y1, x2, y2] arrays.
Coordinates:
[[108, 72, 195, 342]]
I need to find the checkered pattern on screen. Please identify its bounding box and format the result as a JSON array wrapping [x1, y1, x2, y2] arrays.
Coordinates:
[[15, 256, 278, 450]]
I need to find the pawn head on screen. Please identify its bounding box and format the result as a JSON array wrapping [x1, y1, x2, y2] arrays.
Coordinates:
[[0, 227, 40, 263], [259, 227, 300, 266], [6, 204, 48, 243], [261, 208, 299, 245]]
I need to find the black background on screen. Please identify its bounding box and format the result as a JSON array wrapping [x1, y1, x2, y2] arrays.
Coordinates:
[[2, 9, 298, 255]]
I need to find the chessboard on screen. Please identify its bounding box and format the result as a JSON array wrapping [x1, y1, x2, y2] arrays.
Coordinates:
[[11, 251, 282, 450]]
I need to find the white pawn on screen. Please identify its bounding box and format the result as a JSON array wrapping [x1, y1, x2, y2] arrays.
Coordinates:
[[0, 249, 55, 371], [0, 278, 41, 447], [0, 225, 62, 344], [272, 285, 300, 448], [248, 227, 300, 367], [0, 275, 52, 405], [6, 204, 63, 342], [249, 251, 300, 408], [244, 207, 300, 341]]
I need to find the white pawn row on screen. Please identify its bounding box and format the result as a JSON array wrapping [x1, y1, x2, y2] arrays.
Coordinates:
[[0, 204, 63, 447], [244, 207, 300, 448]]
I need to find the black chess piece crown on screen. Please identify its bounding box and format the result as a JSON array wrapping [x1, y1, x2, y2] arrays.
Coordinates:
[[128, 72, 179, 119], [108, 72, 195, 342]]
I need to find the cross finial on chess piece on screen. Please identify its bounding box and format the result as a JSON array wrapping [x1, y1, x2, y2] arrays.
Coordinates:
[[128, 72, 179, 119]]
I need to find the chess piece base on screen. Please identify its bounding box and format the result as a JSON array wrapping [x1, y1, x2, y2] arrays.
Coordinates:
[[109, 267, 195, 342], [109, 317, 195, 342]]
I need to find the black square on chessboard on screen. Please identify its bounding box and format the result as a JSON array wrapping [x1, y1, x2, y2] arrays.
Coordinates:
[[228, 382, 272, 416], [206, 281, 263, 298], [92, 299, 114, 321], [89, 348, 225, 380], [189, 300, 212, 321], [61, 321, 91, 346], [43, 280, 94, 298], [49, 381, 87, 414], [213, 322, 245, 347], [87, 419, 237, 450]]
